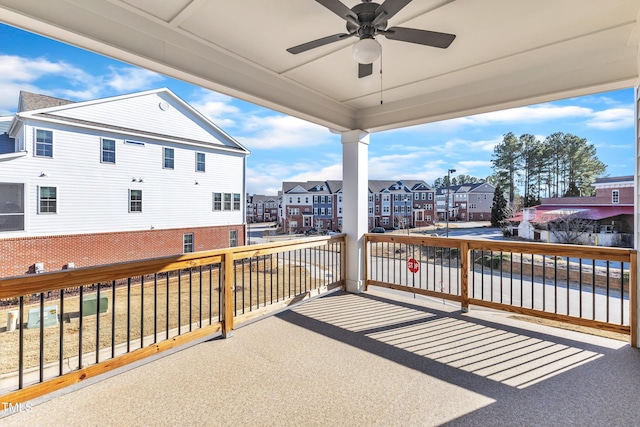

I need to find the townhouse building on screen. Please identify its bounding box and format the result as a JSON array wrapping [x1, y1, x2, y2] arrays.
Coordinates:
[[435, 182, 496, 222], [281, 179, 434, 233], [247, 194, 279, 223], [0, 89, 249, 277]]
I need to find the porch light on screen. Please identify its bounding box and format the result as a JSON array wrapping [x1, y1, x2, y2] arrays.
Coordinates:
[[352, 38, 381, 64]]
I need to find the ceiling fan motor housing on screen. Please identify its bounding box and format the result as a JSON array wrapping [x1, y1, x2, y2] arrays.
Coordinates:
[[347, 2, 388, 39]]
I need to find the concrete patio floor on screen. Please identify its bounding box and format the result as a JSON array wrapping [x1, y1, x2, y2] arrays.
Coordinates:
[[2, 289, 639, 426]]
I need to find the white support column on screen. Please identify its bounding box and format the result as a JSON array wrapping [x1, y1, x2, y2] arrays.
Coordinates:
[[342, 129, 369, 293]]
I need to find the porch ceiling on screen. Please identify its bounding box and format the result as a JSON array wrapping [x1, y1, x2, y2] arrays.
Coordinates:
[[0, 0, 639, 132]]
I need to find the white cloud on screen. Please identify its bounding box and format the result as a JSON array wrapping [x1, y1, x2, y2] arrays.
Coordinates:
[[237, 114, 337, 150], [188, 90, 240, 129], [105, 66, 163, 92], [0, 54, 97, 113], [586, 107, 634, 130]]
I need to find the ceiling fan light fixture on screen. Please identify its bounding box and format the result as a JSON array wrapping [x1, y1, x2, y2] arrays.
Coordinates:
[[352, 38, 381, 64]]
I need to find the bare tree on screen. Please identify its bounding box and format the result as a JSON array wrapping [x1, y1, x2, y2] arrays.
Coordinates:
[[549, 212, 595, 245]]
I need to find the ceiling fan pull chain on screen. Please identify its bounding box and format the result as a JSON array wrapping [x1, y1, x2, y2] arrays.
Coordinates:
[[380, 49, 384, 105]]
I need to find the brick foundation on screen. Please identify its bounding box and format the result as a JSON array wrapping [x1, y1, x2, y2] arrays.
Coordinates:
[[0, 225, 245, 278]]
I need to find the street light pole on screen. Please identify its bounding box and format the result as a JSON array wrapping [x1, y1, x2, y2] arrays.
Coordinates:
[[446, 168, 456, 237]]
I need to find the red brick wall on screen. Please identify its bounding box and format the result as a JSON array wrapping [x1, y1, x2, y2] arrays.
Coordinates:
[[0, 225, 245, 278]]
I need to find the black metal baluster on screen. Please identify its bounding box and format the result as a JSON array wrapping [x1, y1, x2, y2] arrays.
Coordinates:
[[566, 258, 570, 316], [554, 257, 558, 314], [96, 283, 101, 363], [199, 266, 203, 328], [500, 251, 504, 304], [111, 280, 116, 359], [606, 261, 610, 323], [126, 278, 131, 352], [153, 274, 158, 343], [59, 288, 64, 375], [579, 259, 583, 318], [519, 253, 523, 307], [39, 292, 44, 382], [592, 260, 596, 320], [79, 285, 84, 368], [178, 270, 182, 332], [542, 256, 546, 312], [166, 273, 170, 340], [141, 275, 145, 347], [19, 296, 24, 389], [621, 261, 625, 325], [510, 252, 513, 305], [188, 269, 193, 331]]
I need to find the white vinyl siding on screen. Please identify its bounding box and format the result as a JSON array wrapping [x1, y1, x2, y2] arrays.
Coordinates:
[[1, 91, 246, 237]]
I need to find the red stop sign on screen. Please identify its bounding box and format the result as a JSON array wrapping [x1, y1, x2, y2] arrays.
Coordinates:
[[407, 258, 419, 273]]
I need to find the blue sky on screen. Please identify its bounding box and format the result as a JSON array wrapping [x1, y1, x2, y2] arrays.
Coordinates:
[[0, 23, 634, 195]]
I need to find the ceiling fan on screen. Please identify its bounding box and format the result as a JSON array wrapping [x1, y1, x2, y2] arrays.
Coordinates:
[[286, 0, 456, 78]]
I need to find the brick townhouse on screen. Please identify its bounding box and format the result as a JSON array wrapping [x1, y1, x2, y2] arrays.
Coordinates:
[[281, 179, 435, 233]]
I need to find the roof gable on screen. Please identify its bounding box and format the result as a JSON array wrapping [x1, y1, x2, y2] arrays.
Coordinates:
[[18, 88, 248, 154]]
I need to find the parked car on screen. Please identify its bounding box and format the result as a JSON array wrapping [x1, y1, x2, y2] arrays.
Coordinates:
[[305, 228, 319, 236], [369, 227, 386, 233]]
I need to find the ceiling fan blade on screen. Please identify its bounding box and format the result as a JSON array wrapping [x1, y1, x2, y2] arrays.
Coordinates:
[[358, 63, 373, 78], [375, 0, 412, 22], [316, 0, 359, 25], [383, 27, 456, 48], [287, 32, 353, 54]]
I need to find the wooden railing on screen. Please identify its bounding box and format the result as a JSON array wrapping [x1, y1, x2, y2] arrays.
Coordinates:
[[365, 234, 637, 345], [0, 235, 345, 403]]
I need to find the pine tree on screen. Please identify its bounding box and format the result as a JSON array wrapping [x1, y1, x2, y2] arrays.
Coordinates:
[[492, 132, 523, 204], [491, 184, 509, 227]]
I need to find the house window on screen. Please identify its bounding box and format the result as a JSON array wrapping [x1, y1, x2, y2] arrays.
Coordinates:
[[196, 152, 205, 172], [129, 189, 142, 212], [0, 183, 24, 231], [382, 217, 389, 225], [328, 208, 332, 216], [612, 190, 619, 204], [163, 147, 175, 169], [414, 193, 419, 200], [229, 230, 238, 247], [369, 195, 373, 202], [428, 193, 433, 200], [339, 196, 343, 203], [369, 207, 373, 214], [224, 193, 232, 211], [426, 215, 431, 221], [213, 192, 222, 211], [314, 196, 318, 203], [306, 197, 310, 204], [314, 208, 318, 215], [338, 207, 342, 214], [375, 205, 380, 213], [101, 138, 116, 163], [383, 195, 390, 202], [183, 233, 194, 253], [38, 186, 57, 213], [233, 193, 241, 210], [35, 129, 53, 157]]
